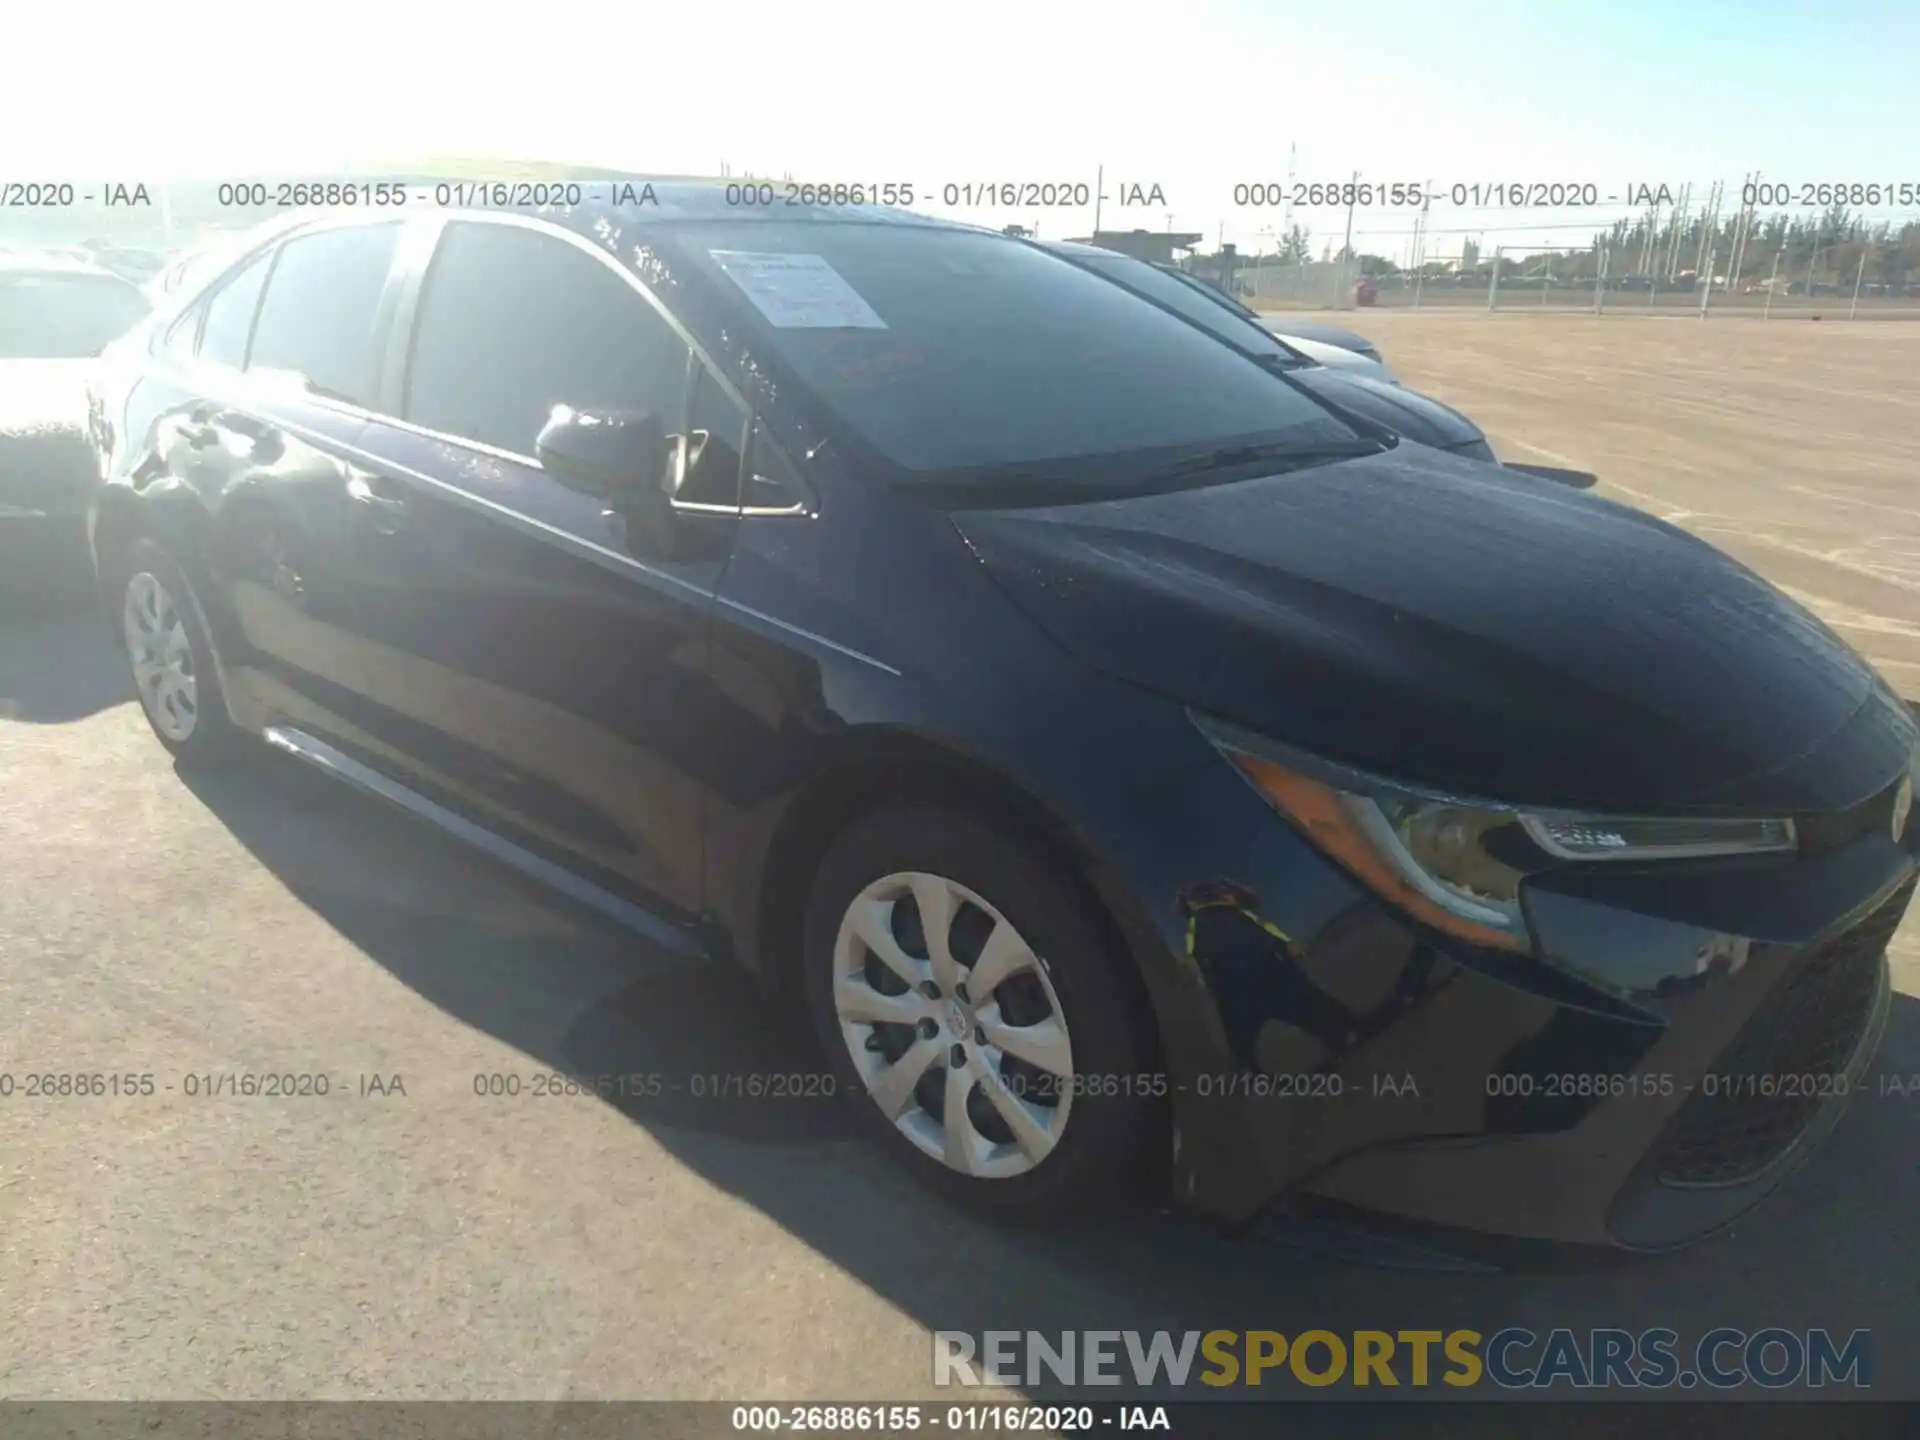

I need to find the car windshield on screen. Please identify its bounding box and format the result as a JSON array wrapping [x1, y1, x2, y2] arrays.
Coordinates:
[[669, 222, 1359, 484], [1159, 264, 1265, 322], [0, 273, 151, 358]]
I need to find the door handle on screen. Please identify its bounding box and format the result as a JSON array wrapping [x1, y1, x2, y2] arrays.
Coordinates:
[[346, 473, 409, 534]]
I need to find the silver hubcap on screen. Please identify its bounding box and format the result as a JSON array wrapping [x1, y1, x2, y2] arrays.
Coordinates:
[[832, 871, 1074, 1179], [123, 571, 199, 742]]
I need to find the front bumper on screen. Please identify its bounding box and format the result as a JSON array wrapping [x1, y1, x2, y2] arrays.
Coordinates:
[[1156, 755, 1917, 1251], [1295, 879, 1903, 1252]]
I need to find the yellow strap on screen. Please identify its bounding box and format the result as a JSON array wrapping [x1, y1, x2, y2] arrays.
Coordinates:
[[1241, 908, 1296, 947], [1184, 905, 1295, 952]]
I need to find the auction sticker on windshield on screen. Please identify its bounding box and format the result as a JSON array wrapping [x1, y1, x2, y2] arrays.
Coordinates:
[[709, 251, 888, 329]]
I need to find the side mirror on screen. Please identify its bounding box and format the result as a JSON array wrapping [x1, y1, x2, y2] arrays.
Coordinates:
[[1502, 462, 1598, 490], [536, 405, 666, 498], [536, 406, 675, 552]]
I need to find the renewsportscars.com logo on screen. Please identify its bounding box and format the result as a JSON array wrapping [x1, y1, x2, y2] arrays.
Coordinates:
[[933, 1328, 1872, 1390]]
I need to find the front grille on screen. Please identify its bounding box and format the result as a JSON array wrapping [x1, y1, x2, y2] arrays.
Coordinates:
[[1652, 876, 1912, 1187]]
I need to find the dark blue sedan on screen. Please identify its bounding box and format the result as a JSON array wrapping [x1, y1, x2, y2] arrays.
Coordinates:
[[85, 184, 1917, 1253]]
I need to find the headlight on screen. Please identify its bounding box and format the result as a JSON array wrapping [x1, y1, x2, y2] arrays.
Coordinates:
[[1195, 714, 1796, 954], [1519, 813, 1793, 860]]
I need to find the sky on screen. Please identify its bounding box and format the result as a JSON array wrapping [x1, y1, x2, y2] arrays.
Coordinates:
[[5, 0, 1916, 258]]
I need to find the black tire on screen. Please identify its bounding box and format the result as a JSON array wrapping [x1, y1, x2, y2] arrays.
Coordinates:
[[802, 805, 1162, 1222], [109, 536, 247, 766]]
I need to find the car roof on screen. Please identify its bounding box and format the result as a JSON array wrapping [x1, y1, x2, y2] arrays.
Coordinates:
[[162, 180, 1008, 308], [269, 178, 985, 237]]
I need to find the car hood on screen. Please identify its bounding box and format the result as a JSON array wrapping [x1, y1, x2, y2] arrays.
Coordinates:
[[1286, 368, 1480, 449], [954, 445, 1913, 814], [0, 359, 95, 511]]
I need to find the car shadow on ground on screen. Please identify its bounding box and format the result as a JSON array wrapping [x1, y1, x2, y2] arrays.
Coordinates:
[[0, 594, 128, 723], [169, 730, 1920, 1417]]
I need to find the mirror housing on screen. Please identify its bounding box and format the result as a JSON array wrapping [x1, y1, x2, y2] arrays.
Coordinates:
[[536, 406, 666, 499], [536, 405, 677, 554], [1502, 462, 1598, 490]]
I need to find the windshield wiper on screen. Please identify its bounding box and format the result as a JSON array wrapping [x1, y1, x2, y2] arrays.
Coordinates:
[[1149, 437, 1387, 481], [903, 436, 1388, 510]]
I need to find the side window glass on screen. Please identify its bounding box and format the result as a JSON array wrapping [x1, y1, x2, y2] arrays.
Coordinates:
[[247, 224, 400, 404], [196, 250, 273, 369], [744, 418, 813, 512], [674, 361, 747, 508], [157, 304, 201, 359], [404, 221, 691, 456]]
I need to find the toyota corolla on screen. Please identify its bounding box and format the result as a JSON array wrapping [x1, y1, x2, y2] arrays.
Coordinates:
[[86, 187, 1917, 1253]]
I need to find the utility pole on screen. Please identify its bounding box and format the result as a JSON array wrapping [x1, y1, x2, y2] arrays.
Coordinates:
[[1412, 192, 1430, 310], [1642, 202, 1662, 307], [1663, 184, 1685, 280], [1282, 142, 1297, 240], [1093, 164, 1103, 235], [1692, 179, 1719, 277], [1730, 172, 1757, 296], [1337, 170, 1360, 309]]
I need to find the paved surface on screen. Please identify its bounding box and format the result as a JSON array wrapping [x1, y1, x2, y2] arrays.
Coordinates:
[[3, 315, 1918, 1403]]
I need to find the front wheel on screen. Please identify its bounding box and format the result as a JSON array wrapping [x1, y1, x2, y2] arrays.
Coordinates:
[[113, 537, 246, 765], [802, 806, 1161, 1222]]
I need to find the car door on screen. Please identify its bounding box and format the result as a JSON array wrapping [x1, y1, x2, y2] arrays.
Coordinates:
[[333, 214, 749, 922], [132, 221, 402, 748]]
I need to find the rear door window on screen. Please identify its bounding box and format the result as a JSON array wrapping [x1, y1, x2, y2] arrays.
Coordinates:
[[246, 223, 401, 404], [196, 250, 273, 368]]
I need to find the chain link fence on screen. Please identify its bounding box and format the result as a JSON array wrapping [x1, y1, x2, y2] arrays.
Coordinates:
[[1219, 239, 1920, 317], [1209, 191, 1920, 319]]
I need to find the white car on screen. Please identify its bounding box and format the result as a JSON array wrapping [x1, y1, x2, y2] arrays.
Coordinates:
[[1266, 329, 1400, 385], [1150, 267, 1399, 381]]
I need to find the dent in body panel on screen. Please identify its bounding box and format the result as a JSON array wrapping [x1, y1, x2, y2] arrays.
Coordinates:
[[97, 373, 379, 744]]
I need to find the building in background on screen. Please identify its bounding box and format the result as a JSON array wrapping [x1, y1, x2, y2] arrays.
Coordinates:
[[1069, 229, 1204, 266]]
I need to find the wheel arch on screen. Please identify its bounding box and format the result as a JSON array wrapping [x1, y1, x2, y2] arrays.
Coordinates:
[[90, 483, 214, 613], [749, 727, 1171, 1069], [92, 484, 257, 732]]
